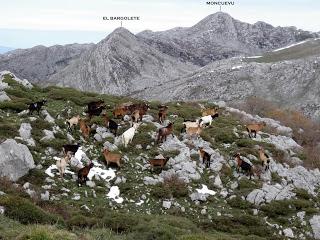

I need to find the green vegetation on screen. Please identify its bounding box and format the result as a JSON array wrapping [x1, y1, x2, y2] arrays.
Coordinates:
[[0, 73, 318, 240]]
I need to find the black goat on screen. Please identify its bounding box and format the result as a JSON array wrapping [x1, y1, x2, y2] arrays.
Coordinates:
[[28, 99, 47, 115], [63, 144, 80, 155]]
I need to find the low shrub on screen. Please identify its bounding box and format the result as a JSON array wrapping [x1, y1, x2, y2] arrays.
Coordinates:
[[0, 195, 61, 225]]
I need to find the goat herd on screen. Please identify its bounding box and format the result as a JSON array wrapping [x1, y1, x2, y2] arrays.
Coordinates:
[[26, 99, 270, 186]]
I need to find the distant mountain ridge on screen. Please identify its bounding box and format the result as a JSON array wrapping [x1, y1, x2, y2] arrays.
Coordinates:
[[137, 12, 318, 66], [0, 12, 319, 117]]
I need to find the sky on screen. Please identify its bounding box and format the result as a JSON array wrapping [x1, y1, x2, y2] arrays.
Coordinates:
[[0, 0, 319, 49]]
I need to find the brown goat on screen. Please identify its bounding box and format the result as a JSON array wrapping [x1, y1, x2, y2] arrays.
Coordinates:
[[79, 118, 91, 139], [198, 147, 211, 168], [157, 122, 174, 143], [77, 162, 94, 186], [234, 153, 254, 179], [158, 105, 168, 124], [202, 107, 219, 117], [246, 122, 266, 138], [258, 147, 270, 171], [103, 148, 121, 168], [186, 124, 203, 139], [113, 107, 128, 119], [149, 157, 169, 172], [131, 109, 140, 125]]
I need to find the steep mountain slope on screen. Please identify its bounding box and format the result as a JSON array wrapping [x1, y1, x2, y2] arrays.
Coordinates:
[[46, 28, 198, 95], [133, 41, 320, 118], [1, 74, 320, 239], [0, 43, 94, 84], [138, 12, 318, 66]]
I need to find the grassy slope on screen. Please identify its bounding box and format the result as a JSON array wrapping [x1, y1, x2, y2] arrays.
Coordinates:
[[244, 39, 320, 63], [0, 74, 318, 240]]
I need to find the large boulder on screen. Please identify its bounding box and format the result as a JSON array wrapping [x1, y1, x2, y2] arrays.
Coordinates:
[[310, 215, 320, 239], [0, 139, 35, 181]]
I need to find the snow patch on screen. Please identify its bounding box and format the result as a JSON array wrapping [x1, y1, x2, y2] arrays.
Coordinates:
[[196, 184, 216, 196], [107, 186, 123, 203]]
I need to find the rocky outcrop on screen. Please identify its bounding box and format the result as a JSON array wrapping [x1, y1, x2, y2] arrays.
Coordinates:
[[18, 123, 35, 146], [0, 44, 93, 84], [310, 215, 320, 239], [138, 12, 317, 66], [46, 28, 197, 95], [0, 139, 35, 181]]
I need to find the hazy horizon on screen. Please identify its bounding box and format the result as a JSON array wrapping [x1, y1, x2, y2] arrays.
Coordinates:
[[1, 0, 319, 49]]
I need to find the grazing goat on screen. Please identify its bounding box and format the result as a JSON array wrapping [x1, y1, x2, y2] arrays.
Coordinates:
[[103, 114, 118, 136], [28, 99, 47, 115], [181, 120, 198, 133], [199, 114, 219, 127], [113, 107, 128, 119], [198, 147, 211, 168], [103, 148, 121, 168], [63, 143, 80, 155], [258, 147, 270, 171], [128, 103, 150, 121], [77, 162, 94, 186], [86, 105, 105, 119], [131, 109, 140, 125], [121, 123, 140, 148], [186, 124, 203, 139], [66, 115, 80, 131], [158, 105, 168, 124], [56, 153, 71, 178], [87, 100, 105, 111], [149, 157, 169, 172], [157, 122, 174, 143], [202, 107, 219, 117], [234, 153, 254, 179], [246, 122, 266, 138], [79, 118, 91, 140]]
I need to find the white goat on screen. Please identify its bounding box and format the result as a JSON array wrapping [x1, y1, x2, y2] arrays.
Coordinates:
[[199, 114, 218, 127], [56, 153, 71, 178], [121, 123, 140, 148]]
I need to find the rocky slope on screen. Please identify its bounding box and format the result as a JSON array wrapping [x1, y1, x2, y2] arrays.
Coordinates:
[[133, 39, 320, 119], [0, 43, 93, 84], [1, 73, 320, 239], [137, 12, 318, 66], [46, 28, 198, 94]]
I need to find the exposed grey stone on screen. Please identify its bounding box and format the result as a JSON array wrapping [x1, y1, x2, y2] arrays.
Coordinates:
[[41, 110, 55, 123], [0, 139, 35, 181], [283, 228, 294, 238], [103, 141, 118, 151], [310, 215, 320, 239], [162, 201, 171, 209], [86, 181, 96, 188], [19, 123, 35, 146], [41, 191, 50, 201], [40, 129, 55, 142]]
